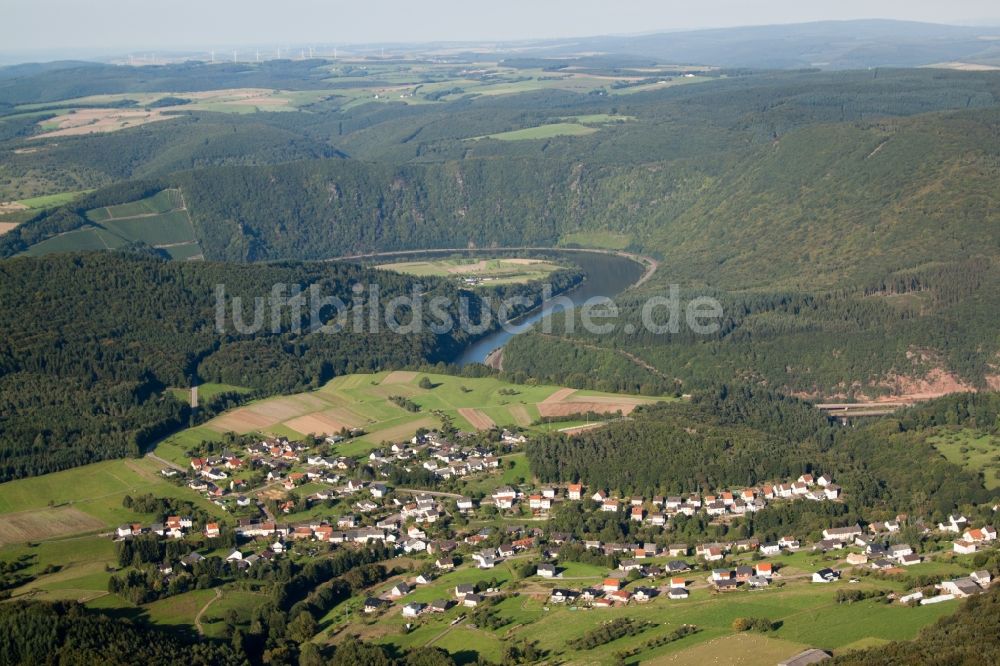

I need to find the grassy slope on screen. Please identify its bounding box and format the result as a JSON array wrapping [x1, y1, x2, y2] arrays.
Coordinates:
[[186, 370, 663, 455], [929, 428, 1000, 489], [0, 456, 223, 534]]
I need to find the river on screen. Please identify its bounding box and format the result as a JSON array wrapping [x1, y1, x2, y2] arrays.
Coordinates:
[[334, 247, 650, 366], [452, 250, 646, 366]]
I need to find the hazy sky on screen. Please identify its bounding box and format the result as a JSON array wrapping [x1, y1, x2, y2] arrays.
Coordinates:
[[5, 0, 1000, 54]]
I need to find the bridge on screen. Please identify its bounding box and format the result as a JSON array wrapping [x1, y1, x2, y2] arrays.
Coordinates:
[[816, 401, 912, 424]]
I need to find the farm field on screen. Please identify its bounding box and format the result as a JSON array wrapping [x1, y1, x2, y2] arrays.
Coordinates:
[[189, 370, 664, 453], [0, 456, 224, 544], [22, 188, 203, 259], [23, 88, 332, 139], [376, 256, 566, 284], [929, 428, 1000, 489]]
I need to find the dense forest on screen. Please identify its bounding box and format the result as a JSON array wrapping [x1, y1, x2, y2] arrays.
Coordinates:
[[527, 388, 1000, 533], [504, 255, 1000, 397], [0, 600, 242, 665], [5, 67, 996, 398], [0, 250, 562, 481]]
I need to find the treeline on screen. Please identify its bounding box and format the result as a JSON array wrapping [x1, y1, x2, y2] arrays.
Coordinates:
[[0, 600, 243, 665], [567, 617, 652, 650]]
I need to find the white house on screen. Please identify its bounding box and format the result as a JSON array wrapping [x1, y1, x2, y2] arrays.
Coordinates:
[[402, 602, 424, 617], [537, 563, 557, 578], [812, 568, 840, 583]]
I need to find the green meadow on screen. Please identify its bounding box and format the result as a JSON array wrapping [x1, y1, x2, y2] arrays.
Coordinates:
[[929, 428, 1000, 489], [0, 456, 224, 541], [186, 370, 662, 457], [15, 190, 91, 209]]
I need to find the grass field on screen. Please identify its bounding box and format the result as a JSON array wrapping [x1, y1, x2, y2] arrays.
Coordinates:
[[929, 428, 1000, 489], [559, 113, 635, 125], [23, 189, 203, 259], [330, 563, 956, 665], [646, 633, 810, 666], [470, 122, 598, 142], [15, 190, 91, 209], [376, 256, 566, 284], [187, 371, 663, 455], [0, 535, 118, 604], [144, 588, 218, 628], [0, 456, 224, 543]]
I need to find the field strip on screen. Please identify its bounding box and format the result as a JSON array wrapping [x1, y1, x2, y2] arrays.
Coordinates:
[[382, 370, 418, 384], [457, 408, 496, 430], [541, 387, 576, 403], [508, 404, 532, 426], [361, 417, 438, 442], [537, 401, 643, 417]]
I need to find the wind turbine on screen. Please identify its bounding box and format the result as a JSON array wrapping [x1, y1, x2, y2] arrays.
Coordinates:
[[233, 49, 238, 63]]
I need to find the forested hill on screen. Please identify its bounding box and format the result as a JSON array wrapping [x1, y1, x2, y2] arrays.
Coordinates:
[[527, 388, 1000, 532], [158, 106, 1000, 287], [0, 251, 525, 481]]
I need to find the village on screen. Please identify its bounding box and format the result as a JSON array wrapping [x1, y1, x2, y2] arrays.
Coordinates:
[[109, 425, 1000, 638]]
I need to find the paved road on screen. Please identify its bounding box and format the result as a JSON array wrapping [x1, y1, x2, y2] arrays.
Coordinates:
[[396, 488, 464, 499]]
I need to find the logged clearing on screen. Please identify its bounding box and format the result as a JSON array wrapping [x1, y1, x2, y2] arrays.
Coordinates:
[[458, 408, 496, 430], [0, 222, 19, 235], [0, 507, 106, 545]]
